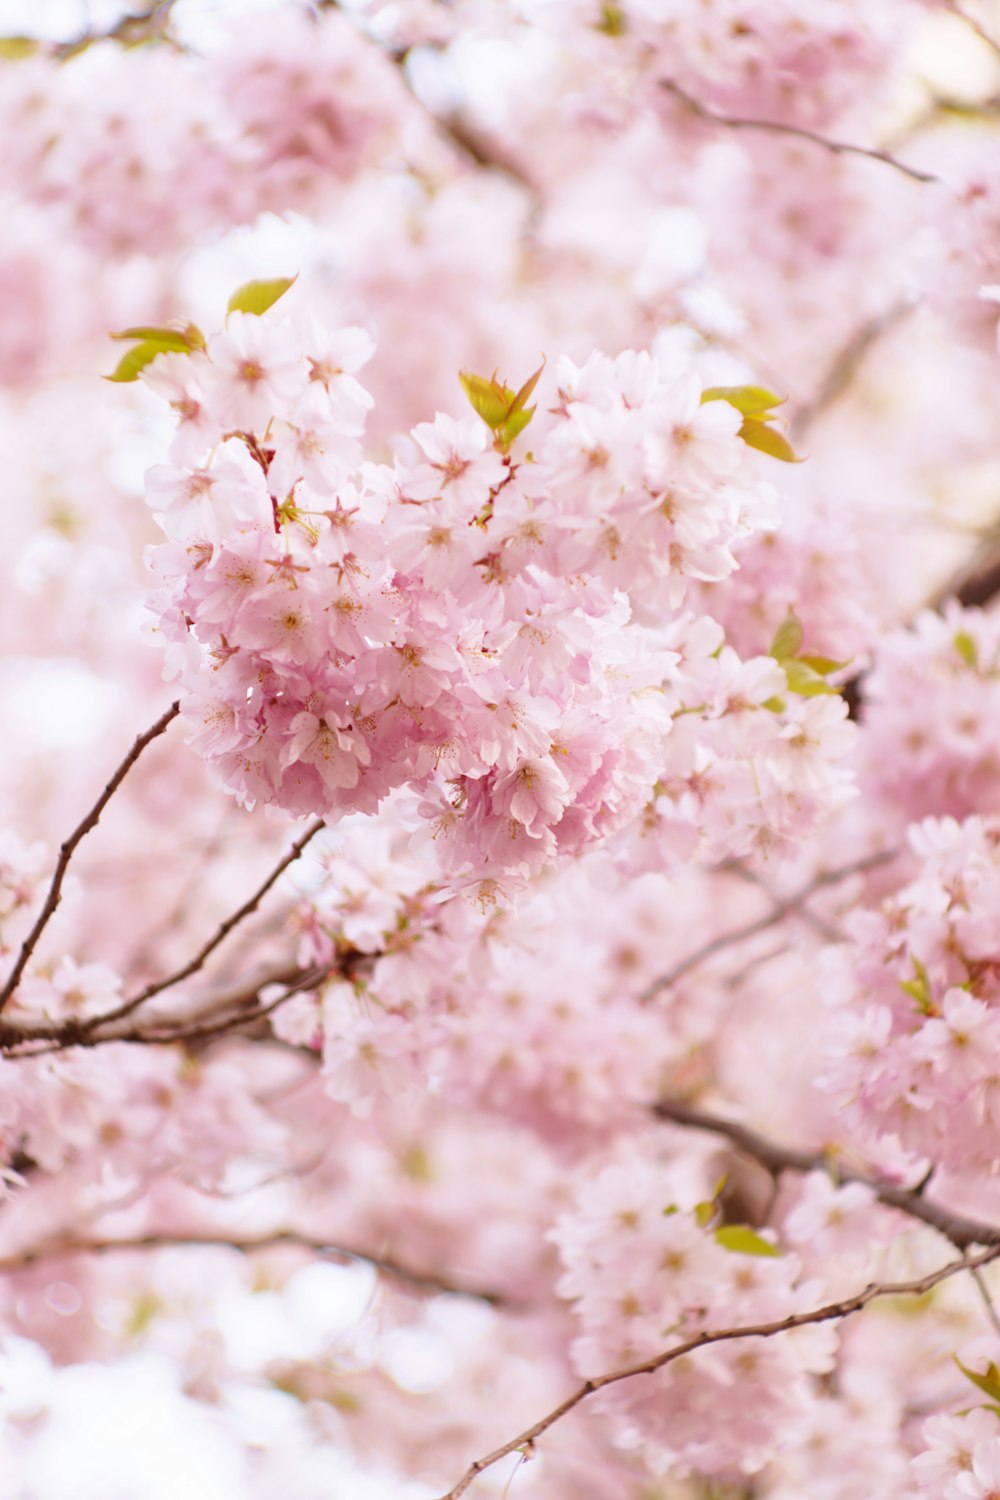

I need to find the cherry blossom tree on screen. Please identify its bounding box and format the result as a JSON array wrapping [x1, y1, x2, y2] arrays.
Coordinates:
[[7, 1, 1000, 1495]]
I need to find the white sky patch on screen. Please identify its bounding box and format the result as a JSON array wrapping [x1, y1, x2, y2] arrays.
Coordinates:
[[0, 658, 121, 750]]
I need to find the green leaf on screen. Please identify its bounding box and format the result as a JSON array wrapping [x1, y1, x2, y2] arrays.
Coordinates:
[[461, 361, 544, 453], [498, 406, 535, 448], [110, 323, 205, 352], [460, 371, 511, 430], [798, 654, 850, 676], [954, 630, 979, 669], [782, 660, 837, 697], [0, 36, 40, 59], [227, 275, 298, 318], [955, 1356, 1000, 1404], [701, 384, 784, 416], [105, 338, 185, 383], [509, 359, 545, 416], [769, 611, 804, 663], [595, 2, 627, 34], [761, 695, 787, 714], [739, 416, 801, 463], [694, 1200, 716, 1228], [714, 1225, 780, 1257], [900, 955, 934, 1015]]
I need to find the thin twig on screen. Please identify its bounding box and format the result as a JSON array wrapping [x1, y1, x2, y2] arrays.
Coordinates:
[[0, 702, 181, 1015], [78, 818, 327, 1033], [967, 1255, 1000, 1336], [435, 1246, 1000, 1499], [0, 961, 314, 1056], [0, 1229, 510, 1306], [792, 298, 917, 441], [652, 1099, 1000, 1252], [660, 80, 938, 184], [943, 0, 1000, 62], [720, 861, 840, 941], [637, 850, 897, 1005], [0, 820, 327, 1047]]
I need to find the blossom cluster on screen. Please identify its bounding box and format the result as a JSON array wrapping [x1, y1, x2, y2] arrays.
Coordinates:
[[822, 814, 1000, 1173], [144, 301, 856, 889], [860, 604, 1000, 825], [550, 1135, 836, 1478]]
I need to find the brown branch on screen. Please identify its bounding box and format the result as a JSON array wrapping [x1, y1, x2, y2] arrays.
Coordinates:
[[943, 0, 1000, 62], [719, 860, 840, 941], [52, 0, 182, 60], [0, 961, 320, 1056], [0, 702, 181, 1016], [0, 1229, 509, 1306], [792, 298, 917, 441], [637, 850, 898, 1005], [660, 80, 938, 184], [435, 1245, 1000, 1499], [76, 817, 327, 1034], [652, 1099, 1000, 1252], [0, 819, 326, 1048]]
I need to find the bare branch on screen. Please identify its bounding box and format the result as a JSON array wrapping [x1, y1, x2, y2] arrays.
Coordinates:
[[660, 80, 938, 185], [0, 961, 323, 1057], [942, 0, 1000, 62], [435, 1245, 1000, 1499], [0, 1229, 510, 1307], [652, 1099, 1000, 1252], [0, 702, 181, 1016], [637, 850, 898, 1005], [0, 818, 327, 1049], [719, 860, 840, 942], [792, 298, 917, 441], [78, 817, 328, 1033]]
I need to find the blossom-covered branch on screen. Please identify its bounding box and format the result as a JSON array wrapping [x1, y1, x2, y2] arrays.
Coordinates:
[[435, 1246, 1000, 1500], [652, 1099, 1000, 1251]]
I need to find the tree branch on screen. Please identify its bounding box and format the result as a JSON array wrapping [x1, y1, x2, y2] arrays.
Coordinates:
[[0, 1229, 510, 1306], [78, 817, 327, 1033], [637, 850, 897, 1005], [0, 961, 327, 1056], [942, 0, 1000, 62], [659, 80, 938, 184], [435, 1245, 1000, 1499], [652, 1099, 1000, 1251], [0, 819, 327, 1048], [0, 701, 181, 1016], [792, 298, 917, 441]]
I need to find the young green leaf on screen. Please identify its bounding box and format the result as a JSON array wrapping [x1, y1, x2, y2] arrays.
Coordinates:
[[595, 2, 627, 34], [460, 360, 545, 453], [954, 630, 979, 669], [508, 360, 545, 417], [459, 371, 510, 431], [739, 416, 801, 463], [798, 654, 850, 677], [769, 611, 804, 663], [955, 1356, 1000, 1404], [782, 660, 837, 697], [0, 36, 40, 59], [110, 323, 205, 352], [701, 385, 785, 417], [105, 338, 184, 383], [714, 1225, 781, 1257], [227, 275, 298, 319]]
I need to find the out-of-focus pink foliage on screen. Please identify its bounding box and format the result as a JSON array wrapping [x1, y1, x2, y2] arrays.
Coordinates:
[[6, 2, 1000, 1497]]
